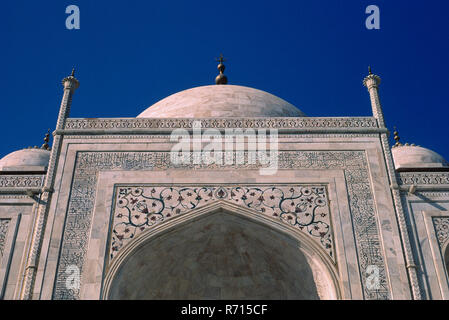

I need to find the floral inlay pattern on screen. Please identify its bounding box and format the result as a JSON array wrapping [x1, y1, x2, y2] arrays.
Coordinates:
[[111, 185, 332, 260], [433, 217, 449, 249]]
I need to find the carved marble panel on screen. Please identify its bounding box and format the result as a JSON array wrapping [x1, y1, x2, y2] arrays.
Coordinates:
[[53, 150, 389, 300], [433, 217, 449, 250], [398, 172, 449, 186], [64, 117, 379, 130], [0, 175, 45, 188], [0, 219, 10, 259], [110, 185, 332, 260], [63, 133, 379, 140]]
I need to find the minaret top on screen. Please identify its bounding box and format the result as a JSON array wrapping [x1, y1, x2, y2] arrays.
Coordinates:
[[215, 54, 228, 85], [62, 67, 80, 90], [363, 66, 381, 89]]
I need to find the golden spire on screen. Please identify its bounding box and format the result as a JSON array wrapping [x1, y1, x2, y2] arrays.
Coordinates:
[[393, 126, 402, 147], [392, 127, 418, 148], [41, 129, 51, 150], [215, 53, 228, 85], [368, 66, 373, 75]]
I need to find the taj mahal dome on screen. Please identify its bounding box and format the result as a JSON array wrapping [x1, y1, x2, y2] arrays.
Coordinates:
[[0, 60, 448, 300]]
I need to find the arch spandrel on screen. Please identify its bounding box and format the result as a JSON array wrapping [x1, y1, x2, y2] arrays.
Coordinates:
[[109, 185, 335, 264]]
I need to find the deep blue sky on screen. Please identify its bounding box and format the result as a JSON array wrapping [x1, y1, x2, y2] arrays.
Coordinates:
[[1, 0, 448, 160]]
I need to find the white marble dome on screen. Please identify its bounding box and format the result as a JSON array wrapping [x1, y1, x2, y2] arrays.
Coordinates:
[[137, 85, 306, 118], [392, 145, 449, 171], [0, 148, 51, 171]]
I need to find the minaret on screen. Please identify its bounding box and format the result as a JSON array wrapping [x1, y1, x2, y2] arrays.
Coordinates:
[[363, 66, 385, 128], [56, 68, 79, 130], [19, 69, 79, 299], [362, 67, 422, 299], [215, 53, 228, 85]]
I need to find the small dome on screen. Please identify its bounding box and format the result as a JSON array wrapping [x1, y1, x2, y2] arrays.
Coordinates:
[[0, 148, 51, 172], [392, 145, 449, 171], [137, 85, 306, 118]]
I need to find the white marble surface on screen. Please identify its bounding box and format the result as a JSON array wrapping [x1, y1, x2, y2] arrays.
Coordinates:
[[137, 85, 306, 118], [392, 145, 449, 170], [0, 149, 50, 171]]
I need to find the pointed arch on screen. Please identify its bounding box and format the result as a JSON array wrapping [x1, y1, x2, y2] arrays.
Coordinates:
[[101, 201, 341, 299]]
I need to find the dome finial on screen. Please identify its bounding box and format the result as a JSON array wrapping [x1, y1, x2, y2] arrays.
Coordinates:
[[71, 68, 75, 77], [368, 66, 373, 75], [393, 126, 402, 147], [215, 53, 228, 85], [41, 129, 51, 150]]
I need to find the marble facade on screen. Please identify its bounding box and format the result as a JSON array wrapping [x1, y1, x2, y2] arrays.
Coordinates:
[[0, 70, 448, 300]]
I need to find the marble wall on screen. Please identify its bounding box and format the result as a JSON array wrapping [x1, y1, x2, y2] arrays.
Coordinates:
[[3, 117, 448, 300], [398, 173, 449, 300], [32, 131, 410, 300]]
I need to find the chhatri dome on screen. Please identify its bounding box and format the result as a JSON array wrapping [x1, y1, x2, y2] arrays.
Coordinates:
[[391, 128, 449, 171], [0, 131, 51, 172], [137, 55, 306, 118], [0, 149, 50, 171]]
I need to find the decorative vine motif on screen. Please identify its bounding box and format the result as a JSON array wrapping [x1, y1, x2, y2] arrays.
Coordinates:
[[0, 195, 30, 200], [398, 172, 449, 186], [0, 219, 10, 258], [0, 175, 45, 188], [111, 185, 332, 260], [433, 217, 449, 249], [64, 117, 378, 130], [60, 133, 379, 141], [415, 192, 449, 198], [53, 150, 389, 300], [62, 133, 379, 140]]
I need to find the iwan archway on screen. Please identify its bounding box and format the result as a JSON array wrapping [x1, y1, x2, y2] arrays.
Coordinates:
[[102, 202, 340, 300]]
